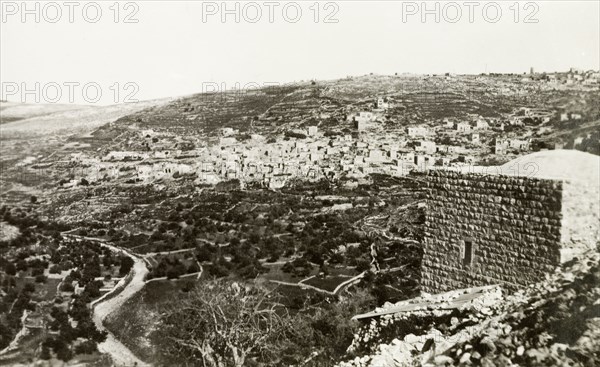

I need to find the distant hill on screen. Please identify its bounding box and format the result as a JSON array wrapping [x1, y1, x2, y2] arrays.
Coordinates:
[[100, 75, 523, 139], [0, 99, 172, 137]]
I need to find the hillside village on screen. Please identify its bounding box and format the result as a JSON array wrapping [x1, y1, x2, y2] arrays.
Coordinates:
[[0, 71, 599, 366], [3, 71, 596, 196], [2, 0, 600, 362]]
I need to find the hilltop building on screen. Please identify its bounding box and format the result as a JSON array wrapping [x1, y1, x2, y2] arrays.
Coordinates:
[[422, 150, 600, 294]]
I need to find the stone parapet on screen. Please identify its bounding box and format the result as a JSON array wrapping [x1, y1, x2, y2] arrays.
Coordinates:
[[422, 170, 563, 293]]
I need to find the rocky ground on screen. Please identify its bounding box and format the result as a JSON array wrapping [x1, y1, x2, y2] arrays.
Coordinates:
[[339, 247, 600, 367]]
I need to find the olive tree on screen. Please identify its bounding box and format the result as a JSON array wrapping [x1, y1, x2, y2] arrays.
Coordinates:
[[160, 280, 288, 367]]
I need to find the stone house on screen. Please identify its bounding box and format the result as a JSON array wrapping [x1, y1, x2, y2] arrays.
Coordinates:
[[397, 152, 415, 163], [356, 120, 372, 131], [355, 111, 376, 123], [436, 145, 463, 154], [511, 139, 530, 150], [454, 122, 471, 133], [474, 119, 489, 130], [494, 138, 530, 154], [102, 151, 145, 161], [421, 150, 600, 294], [407, 126, 429, 137], [494, 139, 509, 154], [414, 155, 434, 170], [368, 149, 386, 163], [414, 141, 436, 155]]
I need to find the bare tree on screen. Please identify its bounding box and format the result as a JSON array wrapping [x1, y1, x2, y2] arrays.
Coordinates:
[[160, 280, 289, 367]]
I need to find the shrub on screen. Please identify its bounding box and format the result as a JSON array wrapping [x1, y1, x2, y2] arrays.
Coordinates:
[[60, 282, 75, 292], [74, 340, 97, 355], [118, 256, 134, 276], [35, 274, 47, 283], [23, 282, 36, 293], [4, 262, 16, 276]]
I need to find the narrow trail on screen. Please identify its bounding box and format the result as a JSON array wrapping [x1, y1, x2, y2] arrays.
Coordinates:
[[93, 247, 149, 367], [65, 235, 150, 366], [0, 311, 30, 356]]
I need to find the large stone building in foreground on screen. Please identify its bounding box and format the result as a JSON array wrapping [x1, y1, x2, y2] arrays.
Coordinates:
[[422, 150, 599, 294]]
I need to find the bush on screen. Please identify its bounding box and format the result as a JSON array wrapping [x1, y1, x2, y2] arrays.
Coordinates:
[[4, 262, 16, 276], [16, 259, 27, 272], [206, 263, 229, 278], [55, 342, 73, 361], [40, 345, 51, 360], [84, 282, 102, 298], [196, 245, 213, 262], [118, 256, 134, 276], [355, 259, 371, 272], [60, 282, 75, 292], [166, 264, 186, 279], [23, 283, 36, 293], [74, 340, 97, 355], [285, 131, 307, 139]]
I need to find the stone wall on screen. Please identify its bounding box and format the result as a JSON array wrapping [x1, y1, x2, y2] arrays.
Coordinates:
[[560, 179, 600, 255], [422, 170, 563, 294]]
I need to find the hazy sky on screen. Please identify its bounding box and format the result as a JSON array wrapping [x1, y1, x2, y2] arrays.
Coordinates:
[[1, 0, 599, 104]]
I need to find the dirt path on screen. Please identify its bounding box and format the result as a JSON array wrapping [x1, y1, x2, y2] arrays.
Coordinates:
[[92, 243, 149, 367], [0, 311, 29, 356], [63, 235, 150, 366]]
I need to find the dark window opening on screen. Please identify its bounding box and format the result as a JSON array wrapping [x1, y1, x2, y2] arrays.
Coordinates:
[[463, 240, 473, 266]]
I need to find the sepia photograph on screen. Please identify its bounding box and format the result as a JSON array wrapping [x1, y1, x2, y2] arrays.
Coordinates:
[[0, 1, 599, 366]]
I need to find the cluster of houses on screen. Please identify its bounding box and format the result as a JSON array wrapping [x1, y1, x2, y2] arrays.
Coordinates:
[[55, 92, 590, 189], [523, 68, 600, 88], [64, 125, 478, 189]]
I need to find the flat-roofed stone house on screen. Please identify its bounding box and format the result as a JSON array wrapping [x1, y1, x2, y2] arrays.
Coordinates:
[[421, 150, 600, 293]]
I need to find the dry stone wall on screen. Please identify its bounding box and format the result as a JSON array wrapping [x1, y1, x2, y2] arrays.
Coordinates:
[[422, 170, 563, 294]]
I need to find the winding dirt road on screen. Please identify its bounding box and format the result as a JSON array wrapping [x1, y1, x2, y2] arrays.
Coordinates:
[[65, 235, 150, 366], [93, 242, 149, 367]]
